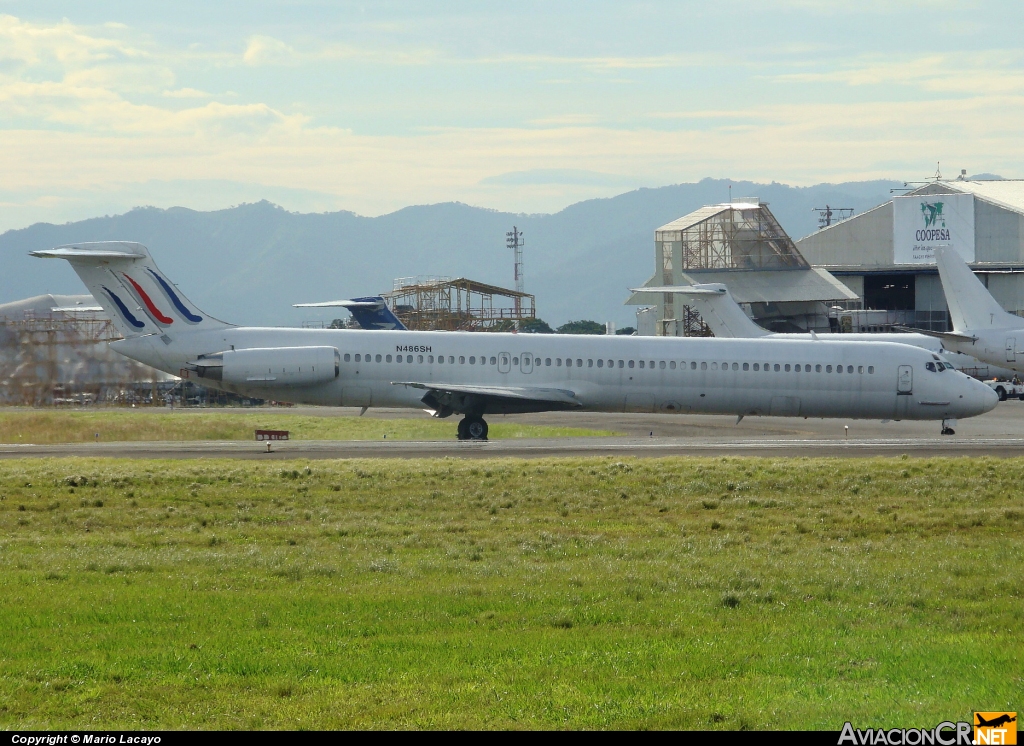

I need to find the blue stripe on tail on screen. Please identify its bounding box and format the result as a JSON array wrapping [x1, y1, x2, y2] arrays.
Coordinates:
[[147, 269, 203, 322], [102, 286, 146, 329]]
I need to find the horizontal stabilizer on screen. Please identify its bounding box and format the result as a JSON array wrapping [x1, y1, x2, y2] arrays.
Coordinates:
[[892, 325, 978, 343], [31, 247, 146, 260], [294, 300, 384, 309], [296, 295, 407, 330], [629, 282, 769, 338], [628, 285, 727, 296]]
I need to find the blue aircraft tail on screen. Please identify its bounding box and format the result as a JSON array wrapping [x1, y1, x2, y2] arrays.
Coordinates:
[[294, 296, 407, 330], [345, 297, 407, 330]]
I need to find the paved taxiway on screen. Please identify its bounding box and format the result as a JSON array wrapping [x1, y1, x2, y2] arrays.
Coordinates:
[[2, 401, 1024, 459]]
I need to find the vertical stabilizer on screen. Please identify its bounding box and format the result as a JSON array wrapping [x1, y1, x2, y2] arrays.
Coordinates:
[[30, 242, 231, 339], [671, 284, 771, 338], [346, 297, 408, 330], [934, 247, 1023, 332]]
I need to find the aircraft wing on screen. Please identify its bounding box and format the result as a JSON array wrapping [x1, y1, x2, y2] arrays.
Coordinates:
[[892, 326, 978, 343], [394, 381, 580, 405], [393, 381, 581, 415]]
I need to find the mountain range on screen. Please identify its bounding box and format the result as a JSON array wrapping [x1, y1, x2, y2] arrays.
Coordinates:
[[0, 177, 901, 327]]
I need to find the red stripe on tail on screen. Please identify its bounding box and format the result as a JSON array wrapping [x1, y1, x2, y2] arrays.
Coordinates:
[[123, 273, 174, 324]]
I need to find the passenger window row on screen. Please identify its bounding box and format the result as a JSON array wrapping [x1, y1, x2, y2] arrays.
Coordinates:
[[341, 352, 875, 375], [342, 353, 500, 364]]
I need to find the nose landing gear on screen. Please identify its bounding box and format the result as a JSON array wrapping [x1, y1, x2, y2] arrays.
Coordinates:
[[941, 418, 956, 436], [457, 415, 489, 441]]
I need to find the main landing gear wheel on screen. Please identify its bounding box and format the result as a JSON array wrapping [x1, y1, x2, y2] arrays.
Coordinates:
[[457, 415, 488, 441]]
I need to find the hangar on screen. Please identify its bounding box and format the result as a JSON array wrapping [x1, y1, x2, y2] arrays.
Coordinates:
[[627, 199, 856, 335], [796, 178, 1024, 333]]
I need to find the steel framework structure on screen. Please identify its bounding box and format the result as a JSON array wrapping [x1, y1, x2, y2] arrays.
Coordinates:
[[383, 277, 536, 332], [0, 311, 162, 405], [654, 200, 806, 336]]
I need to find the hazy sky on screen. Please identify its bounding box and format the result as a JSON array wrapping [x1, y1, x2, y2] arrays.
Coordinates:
[[1, 1, 1021, 230]]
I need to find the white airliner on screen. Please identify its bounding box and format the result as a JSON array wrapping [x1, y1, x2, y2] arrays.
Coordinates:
[[930, 246, 1024, 376], [32, 242, 996, 439], [633, 282, 1008, 377]]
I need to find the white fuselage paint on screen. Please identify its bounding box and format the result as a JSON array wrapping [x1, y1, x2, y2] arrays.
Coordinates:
[[751, 333, 1013, 380], [114, 327, 997, 422], [942, 329, 1024, 375]]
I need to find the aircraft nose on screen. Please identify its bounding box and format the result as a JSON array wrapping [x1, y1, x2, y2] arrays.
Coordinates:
[[963, 377, 999, 417]]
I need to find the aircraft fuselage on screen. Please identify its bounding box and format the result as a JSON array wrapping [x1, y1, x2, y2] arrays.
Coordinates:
[[114, 327, 996, 422]]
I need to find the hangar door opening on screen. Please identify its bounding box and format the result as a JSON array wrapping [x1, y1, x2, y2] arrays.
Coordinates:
[[864, 275, 915, 311]]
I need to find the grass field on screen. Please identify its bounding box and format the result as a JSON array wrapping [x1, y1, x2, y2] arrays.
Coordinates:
[[0, 410, 618, 443], [0, 456, 1021, 729]]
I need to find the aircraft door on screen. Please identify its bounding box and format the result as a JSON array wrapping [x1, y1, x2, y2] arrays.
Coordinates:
[[498, 352, 511, 374], [1007, 338, 1016, 362], [897, 365, 913, 394], [521, 352, 533, 374]]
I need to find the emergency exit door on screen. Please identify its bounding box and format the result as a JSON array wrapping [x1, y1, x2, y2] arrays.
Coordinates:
[[1007, 338, 1016, 362]]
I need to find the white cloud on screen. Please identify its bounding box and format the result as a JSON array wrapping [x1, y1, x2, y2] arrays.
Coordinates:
[[0, 14, 148, 68], [477, 53, 712, 71], [774, 51, 1024, 95], [242, 35, 298, 66], [4, 92, 1022, 219], [0, 11, 1021, 232], [162, 87, 213, 99], [0, 16, 305, 139]]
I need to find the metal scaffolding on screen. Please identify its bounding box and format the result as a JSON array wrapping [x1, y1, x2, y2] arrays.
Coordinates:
[[653, 200, 806, 336], [383, 277, 535, 332], [658, 200, 808, 272], [0, 309, 165, 405]]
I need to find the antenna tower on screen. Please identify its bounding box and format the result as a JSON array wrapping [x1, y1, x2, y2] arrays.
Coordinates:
[[812, 204, 854, 229], [505, 226, 524, 316]]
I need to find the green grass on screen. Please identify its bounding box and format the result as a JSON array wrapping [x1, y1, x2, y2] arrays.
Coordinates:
[[0, 410, 618, 443], [0, 456, 1021, 729]]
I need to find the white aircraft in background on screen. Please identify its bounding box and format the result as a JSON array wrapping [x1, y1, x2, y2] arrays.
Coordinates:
[[632, 282, 1009, 378], [931, 246, 1024, 376], [32, 242, 995, 438]]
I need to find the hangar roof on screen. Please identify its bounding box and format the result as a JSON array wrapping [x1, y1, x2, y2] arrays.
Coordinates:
[[655, 202, 761, 233], [0, 294, 99, 319], [910, 180, 1024, 214]]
